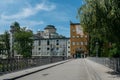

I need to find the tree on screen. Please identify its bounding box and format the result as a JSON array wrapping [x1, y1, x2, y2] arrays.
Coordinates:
[[78, 0, 120, 57], [3, 31, 10, 58], [0, 31, 10, 58], [14, 27, 33, 58], [0, 35, 5, 55], [10, 21, 21, 57], [10, 21, 20, 33]]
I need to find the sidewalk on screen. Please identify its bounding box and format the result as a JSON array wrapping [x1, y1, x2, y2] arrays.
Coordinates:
[[85, 58, 120, 80], [0, 60, 70, 80]]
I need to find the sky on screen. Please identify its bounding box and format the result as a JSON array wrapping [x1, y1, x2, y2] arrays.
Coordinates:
[[0, 0, 83, 37]]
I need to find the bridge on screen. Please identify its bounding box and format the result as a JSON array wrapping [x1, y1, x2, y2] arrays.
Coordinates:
[[0, 58, 120, 80]]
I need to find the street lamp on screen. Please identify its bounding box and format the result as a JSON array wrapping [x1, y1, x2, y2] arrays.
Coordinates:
[[10, 26, 15, 58]]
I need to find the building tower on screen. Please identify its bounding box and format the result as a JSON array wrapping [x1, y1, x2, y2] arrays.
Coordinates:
[[44, 25, 59, 38], [70, 22, 88, 58]]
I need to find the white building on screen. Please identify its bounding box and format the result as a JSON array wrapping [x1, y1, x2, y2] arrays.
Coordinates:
[[32, 38, 70, 57], [8, 24, 70, 58], [32, 25, 70, 57]]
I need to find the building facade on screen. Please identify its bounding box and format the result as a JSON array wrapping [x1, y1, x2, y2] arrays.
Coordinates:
[[32, 38, 70, 57], [32, 25, 70, 57], [70, 23, 88, 58]]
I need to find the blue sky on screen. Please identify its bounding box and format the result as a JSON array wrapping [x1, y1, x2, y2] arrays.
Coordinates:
[[0, 0, 83, 37]]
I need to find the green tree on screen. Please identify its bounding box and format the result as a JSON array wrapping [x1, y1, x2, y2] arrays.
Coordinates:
[[10, 21, 20, 32], [3, 31, 10, 58], [14, 27, 33, 58], [0, 31, 10, 58], [78, 0, 120, 57], [10, 21, 21, 57], [0, 35, 5, 55]]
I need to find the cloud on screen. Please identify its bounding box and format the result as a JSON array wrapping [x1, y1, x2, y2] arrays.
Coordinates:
[[1, 1, 56, 20], [0, 19, 44, 29], [20, 20, 44, 27]]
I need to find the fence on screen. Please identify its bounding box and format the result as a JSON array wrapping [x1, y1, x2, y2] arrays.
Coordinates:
[[88, 57, 120, 73], [0, 56, 67, 75]]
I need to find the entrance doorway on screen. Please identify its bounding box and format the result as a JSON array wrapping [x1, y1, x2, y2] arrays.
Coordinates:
[[75, 53, 81, 58]]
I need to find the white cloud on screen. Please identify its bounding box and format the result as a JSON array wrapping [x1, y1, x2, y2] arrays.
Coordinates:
[[1, 2, 56, 20], [0, 19, 44, 29], [21, 20, 44, 27]]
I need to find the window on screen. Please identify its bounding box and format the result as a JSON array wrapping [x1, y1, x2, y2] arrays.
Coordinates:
[[80, 42, 83, 45], [38, 48, 41, 50], [56, 47, 59, 50], [80, 35, 83, 38], [85, 35, 87, 38], [76, 36, 79, 38], [39, 40, 41, 46], [56, 42, 59, 45], [47, 47, 50, 50], [56, 40, 59, 42], [72, 36, 75, 38], [72, 42, 75, 45], [47, 40, 49, 45]]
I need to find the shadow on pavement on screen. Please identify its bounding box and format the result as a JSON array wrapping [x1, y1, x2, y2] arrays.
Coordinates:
[[106, 71, 120, 78]]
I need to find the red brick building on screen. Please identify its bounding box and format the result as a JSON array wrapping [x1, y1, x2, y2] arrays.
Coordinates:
[[70, 23, 89, 58]]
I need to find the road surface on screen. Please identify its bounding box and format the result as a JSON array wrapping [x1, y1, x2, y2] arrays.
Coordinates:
[[16, 59, 120, 80]]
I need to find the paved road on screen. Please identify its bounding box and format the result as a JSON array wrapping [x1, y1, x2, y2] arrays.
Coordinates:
[[16, 59, 120, 80], [16, 59, 90, 80]]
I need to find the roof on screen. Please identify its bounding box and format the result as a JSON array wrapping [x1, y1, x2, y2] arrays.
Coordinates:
[[70, 21, 80, 25], [44, 25, 56, 30], [70, 23, 80, 25]]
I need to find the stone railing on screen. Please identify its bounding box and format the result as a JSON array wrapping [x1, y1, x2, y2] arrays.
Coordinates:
[[87, 57, 120, 73]]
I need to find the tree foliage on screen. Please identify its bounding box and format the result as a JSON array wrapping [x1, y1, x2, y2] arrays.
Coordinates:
[[0, 34, 5, 55], [0, 31, 10, 58], [78, 0, 120, 57], [10, 22, 33, 58], [3, 31, 10, 58], [14, 27, 33, 58]]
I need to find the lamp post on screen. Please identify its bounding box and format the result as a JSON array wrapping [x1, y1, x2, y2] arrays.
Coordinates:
[[10, 27, 14, 58]]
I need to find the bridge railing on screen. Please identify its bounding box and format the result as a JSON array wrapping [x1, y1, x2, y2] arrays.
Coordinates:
[[0, 56, 67, 75], [87, 57, 120, 73]]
